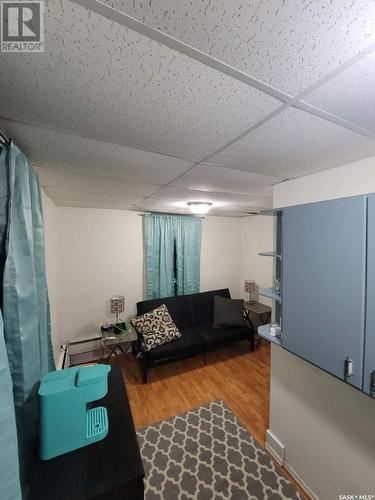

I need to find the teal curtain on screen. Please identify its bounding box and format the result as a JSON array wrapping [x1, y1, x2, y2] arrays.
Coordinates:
[[2, 141, 54, 485], [0, 311, 21, 500], [0, 147, 22, 500], [144, 213, 202, 299], [175, 216, 202, 296], [0, 146, 9, 307], [144, 214, 175, 299]]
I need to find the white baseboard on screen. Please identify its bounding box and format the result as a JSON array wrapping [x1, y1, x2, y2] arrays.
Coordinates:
[[282, 460, 320, 500], [265, 429, 320, 500]]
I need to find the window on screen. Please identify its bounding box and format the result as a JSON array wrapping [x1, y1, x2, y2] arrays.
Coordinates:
[[143, 213, 202, 299]]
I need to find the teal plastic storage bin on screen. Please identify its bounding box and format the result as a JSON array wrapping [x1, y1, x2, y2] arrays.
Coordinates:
[[38, 364, 111, 460]]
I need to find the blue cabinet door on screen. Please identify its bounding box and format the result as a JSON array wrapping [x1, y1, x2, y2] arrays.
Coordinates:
[[364, 194, 375, 397], [282, 196, 366, 389]]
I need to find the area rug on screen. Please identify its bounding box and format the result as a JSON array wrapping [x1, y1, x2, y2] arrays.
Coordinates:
[[136, 400, 302, 499]]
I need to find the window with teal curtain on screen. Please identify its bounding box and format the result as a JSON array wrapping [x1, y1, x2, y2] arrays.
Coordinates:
[[143, 213, 202, 299]]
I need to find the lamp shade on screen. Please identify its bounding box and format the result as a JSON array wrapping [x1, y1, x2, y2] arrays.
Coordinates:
[[244, 281, 258, 302], [110, 295, 125, 314], [244, 280, 257, 293]]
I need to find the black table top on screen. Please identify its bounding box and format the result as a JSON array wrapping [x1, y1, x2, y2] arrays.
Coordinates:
[[29, 364, 144, 500]]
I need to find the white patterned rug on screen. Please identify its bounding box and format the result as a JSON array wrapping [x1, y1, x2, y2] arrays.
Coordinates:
[[136, 400, 302, 500]]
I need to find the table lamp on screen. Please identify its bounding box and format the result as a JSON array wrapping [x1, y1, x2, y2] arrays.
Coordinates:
[[110, 295, 125, 324], [244, 280, 258, 302]]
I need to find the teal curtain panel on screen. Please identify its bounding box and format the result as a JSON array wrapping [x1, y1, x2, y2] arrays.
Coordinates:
[[0, 146, 10, 308], [0, 148, 22, 500], [175, 216, 202, 296], [144, 213, 175, 299], [1, 141, 54, 491], [143, 213, 202, 299]]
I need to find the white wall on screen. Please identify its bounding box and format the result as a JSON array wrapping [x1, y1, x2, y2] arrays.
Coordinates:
[[42, 192, 61, 361], [57, 207, 144, 343], [42, 204, 245, 346], [272, 155, 375, 499], [201, 216, 242, 298], [274, 155, 375, 208], [240, 216, 274, 305]]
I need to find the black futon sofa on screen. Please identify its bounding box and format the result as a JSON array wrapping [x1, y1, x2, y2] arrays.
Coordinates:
[[136, 288, 254, 383]]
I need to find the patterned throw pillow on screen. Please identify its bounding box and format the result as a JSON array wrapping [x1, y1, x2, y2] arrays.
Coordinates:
[[132, 304, 182, 351]]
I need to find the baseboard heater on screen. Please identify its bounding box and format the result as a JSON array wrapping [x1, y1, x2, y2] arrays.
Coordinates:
[[265, 429, 285, 465]]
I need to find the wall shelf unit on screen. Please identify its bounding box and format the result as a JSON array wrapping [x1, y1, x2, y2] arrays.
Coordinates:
[[259, 287, 282, 303], [258, 324, 281, 346], [258, 194, 375, 398], [258, 252, 282, 259], [258, 208, 283, 329], [259, 208, 283, 216]]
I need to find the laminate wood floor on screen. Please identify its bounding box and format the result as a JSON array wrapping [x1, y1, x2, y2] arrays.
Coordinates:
[[119, 340, 308, 498], [121, 340, 269, 445]]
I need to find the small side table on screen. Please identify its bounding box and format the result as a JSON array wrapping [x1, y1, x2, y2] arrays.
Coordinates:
[[66, 336, 103, 366], [101, 327, 137, 363], [244, 301, 272, 346], [244, 301, 272, 325]]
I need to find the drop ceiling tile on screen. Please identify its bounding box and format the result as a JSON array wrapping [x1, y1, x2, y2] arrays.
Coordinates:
[[38, 168, 159, 200], [215, 213, 256, 218], [134, 198, 192, 214], [151, 186, 271, 209], [171, 165, 281, 196], [302, 51, 375, 133], [135, 198, 267, 216], [210, 107, 375, 178], [0, 0, 280, 161], [212, 207, 266, 217], [54, 198, 136, 210], [104, 0, 375, 95], [1, 120, 193, 185], [44, 186, 142, 205]]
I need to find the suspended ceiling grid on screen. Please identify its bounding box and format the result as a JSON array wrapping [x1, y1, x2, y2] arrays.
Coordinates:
[[0, 0, 375, 215]]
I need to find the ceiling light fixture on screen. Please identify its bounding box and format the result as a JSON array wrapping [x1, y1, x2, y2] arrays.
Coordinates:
[[187, 201, 213, 214]]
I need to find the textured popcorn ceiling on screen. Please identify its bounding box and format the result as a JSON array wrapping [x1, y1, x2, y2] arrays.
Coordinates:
[[0, 0, 375, 215], [104, 0, 375, 95]]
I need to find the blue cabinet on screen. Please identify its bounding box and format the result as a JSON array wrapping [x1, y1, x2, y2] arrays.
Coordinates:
[[364, 195, 375, 397], [282, 196, 367, 389]]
